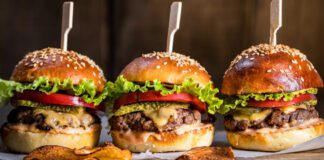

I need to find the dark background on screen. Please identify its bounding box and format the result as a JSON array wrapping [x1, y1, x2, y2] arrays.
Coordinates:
[[0, 0, 324, 128]]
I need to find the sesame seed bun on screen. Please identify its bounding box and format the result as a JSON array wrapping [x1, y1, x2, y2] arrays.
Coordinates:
[[1, 123, 101, 153], [10, 48, 106, 92], [120, 52, 211, 87], [111, 123, 215, 152], [221, 44, 323, 95], [227, 118, 324, 151]]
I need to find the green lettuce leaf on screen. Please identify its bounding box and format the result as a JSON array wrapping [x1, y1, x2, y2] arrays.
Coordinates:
[[105, 75, 223, 115], [223, 88, 318, 113], [0, 80, 18, 107], [0, 77, 105, 107]]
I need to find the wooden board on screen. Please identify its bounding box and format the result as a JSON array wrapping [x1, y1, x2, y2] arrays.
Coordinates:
[[238, 148, 324, 160]]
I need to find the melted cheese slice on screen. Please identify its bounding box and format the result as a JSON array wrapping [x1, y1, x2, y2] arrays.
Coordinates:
[[143, 107, 178, 131], [33, 108, 95, 129], [234, 109, 272, 121], [280, 104, 307, 114], [233, 105, 309, 122], [143, 104, 192, 131]]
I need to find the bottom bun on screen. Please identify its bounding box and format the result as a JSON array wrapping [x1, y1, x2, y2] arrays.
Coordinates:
[[111, 123, 215, 153], [227, 118, 324, 151], [1, 124, 101, 153]]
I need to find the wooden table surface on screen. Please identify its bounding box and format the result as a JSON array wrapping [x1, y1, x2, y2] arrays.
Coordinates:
[[238, 148, 324, 160]]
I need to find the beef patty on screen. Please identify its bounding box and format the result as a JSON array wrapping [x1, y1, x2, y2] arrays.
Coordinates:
[[109, 108, 202, 132], [224, 106, 319, 132], [4, 106, 100, 131]]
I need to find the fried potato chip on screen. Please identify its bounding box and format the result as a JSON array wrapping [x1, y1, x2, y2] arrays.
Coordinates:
[[176, 146, 235, 160], [24, 143, 132, 160]]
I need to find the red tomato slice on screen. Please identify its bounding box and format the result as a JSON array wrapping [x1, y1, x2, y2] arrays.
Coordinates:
[[247, 94, 316, 108], [12, 91, 104, 111], [113, 91, 207, 112]]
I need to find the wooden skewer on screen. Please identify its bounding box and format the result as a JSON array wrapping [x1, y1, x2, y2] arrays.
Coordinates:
[[60, 1, 74, 51], [166, 2, 182, 53], [270, 0, 282, 46]]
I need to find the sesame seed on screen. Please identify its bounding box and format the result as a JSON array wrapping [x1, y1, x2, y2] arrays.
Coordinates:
[[301, 77, 304, 82], [67, 64, 70, 68], [156, 65, 161, 69], [74, 66, 78, 70], [289, 65, 292, 70], [163, 62, 168, 65], [267, 69, 272, 73], [142, 52, 206, 71]]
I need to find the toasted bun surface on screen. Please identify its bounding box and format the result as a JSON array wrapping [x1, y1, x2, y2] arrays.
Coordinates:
[[1, 124, 101, 153], [221, 44, 323, 95], [227, 119, 324, 151], [111, 123, 214, 152], [11, 48, 106, 92], [120, 52, 211, 87]]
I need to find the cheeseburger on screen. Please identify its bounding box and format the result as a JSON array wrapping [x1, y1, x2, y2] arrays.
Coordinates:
[[222, 44, 324, 151], [108, 52, 223, 152], [0, 48, 106, 153]]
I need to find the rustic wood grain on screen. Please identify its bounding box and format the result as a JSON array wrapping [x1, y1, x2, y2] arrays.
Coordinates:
[[238, 148, 324, 160], [0, 0, 324, 124]]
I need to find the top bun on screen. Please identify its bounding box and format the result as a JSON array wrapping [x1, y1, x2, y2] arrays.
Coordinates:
[[120, 52, 211, 87], [221, 44, 323, 95], [11, 48, 106, 92]]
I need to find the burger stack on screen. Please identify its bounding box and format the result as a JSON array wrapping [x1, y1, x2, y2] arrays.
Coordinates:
[[221, 44, 324, 151], [108, 52, 223, 152], [0, 48, 106, 153]]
